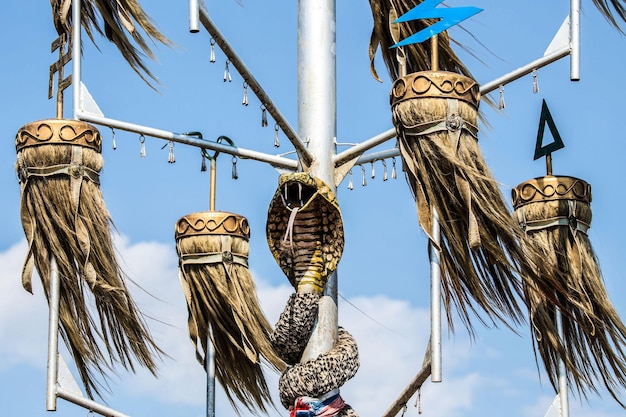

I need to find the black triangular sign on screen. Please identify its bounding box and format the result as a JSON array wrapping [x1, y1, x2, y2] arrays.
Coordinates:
[[534, 99, 565, 160]]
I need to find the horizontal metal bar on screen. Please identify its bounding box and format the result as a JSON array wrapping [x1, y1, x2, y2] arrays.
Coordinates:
[[198, 6, 313, 168], [354, 148, 400, 165], [480, 47, 570, 95], [76, 111, 299, 170], [57, 388, 130, 417], [334, 128, 397, 167]]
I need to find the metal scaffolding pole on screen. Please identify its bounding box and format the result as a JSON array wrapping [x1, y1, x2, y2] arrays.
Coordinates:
[[570, 0, 581, 81], [45, 257, 61, 411], [556, 309, 570, 417], [297, 0, 339, 365]]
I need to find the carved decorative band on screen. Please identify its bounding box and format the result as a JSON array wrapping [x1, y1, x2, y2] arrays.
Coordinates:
[[15, 119, 102, 152], [512, 175, 592, 209], [390, 71, 480, 107], [175, 211, 250, 240]]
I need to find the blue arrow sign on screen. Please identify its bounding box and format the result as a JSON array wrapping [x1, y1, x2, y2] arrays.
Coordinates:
[[393, 0, 483, 48]]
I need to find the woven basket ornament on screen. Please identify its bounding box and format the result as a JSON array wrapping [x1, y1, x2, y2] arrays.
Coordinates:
[[15, 118, 162, 398], [513, 175, 626, 407], [175, 210, 285, 414], [390, 70, 558, 332]]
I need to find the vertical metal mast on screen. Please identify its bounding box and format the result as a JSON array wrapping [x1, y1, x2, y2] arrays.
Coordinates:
[[570, 0, 580, 80], [297, 0, 339, 360]]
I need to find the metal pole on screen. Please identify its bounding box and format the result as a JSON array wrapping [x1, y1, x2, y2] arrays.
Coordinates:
[[189, 0, 200, 33], [570, 0, 580, 81], [429, 210, 442, 382], [555, 308, 570, 417], [428, 35, 443, 384], [333, 128, 397, 167], [205, 330, 216, 417], [352, 148, 400, 166], [298, 0, 338, 362], [75, 111, 299, 171], [479, 48, 570, 95], [209, 158, 216, 211], [56, 388, 131, 417], [72, 0, 82, 120], [46, 257, 61, 411]]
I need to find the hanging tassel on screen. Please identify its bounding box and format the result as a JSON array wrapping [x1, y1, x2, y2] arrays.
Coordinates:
[[111, 128, 117, 150], [417, 388, 422, 414], [274, 124, 280, 148], [499, 85, 506, 109], [371, 161, 376, 179], [348, 170, 354, 190], [532, 69, 539, 93], [391, 157, 397, 179], [242, 82, 249, 106], [210, 38, 216, 63], [167, 141, 175, 163], [231, 156, 238, 180], [382, 159, 388, 181], [201, 152, 207, 172], [261, 105, 268, 127], [361, 165, 367, 187], [139, 134, 146, 158], [224, 60, 232, 82]]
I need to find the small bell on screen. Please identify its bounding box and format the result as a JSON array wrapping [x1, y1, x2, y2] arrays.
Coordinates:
[[167, 141, 175, 163], [242, 82, 249, 106], [210, 38, 216, 63], [532, 69, 539, 94], [139, 135, 146, 158], [111, 128, 117, 150], [382, 159, 388, 181], [499, 85, 506, 109], [274, 124, 280, 148], [347, 170, 354, 190], [224, 60, 232, 82], [231, 156, 238, 180], [201, 152, 207, 172], [261, 105, 268, 127]]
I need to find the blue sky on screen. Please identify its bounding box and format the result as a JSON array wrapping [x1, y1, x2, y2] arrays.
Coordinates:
[[1, 1, 626, 416]]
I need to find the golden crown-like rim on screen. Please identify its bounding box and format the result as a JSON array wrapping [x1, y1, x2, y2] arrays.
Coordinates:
[[512, 175, 592, 209], [175, 211, 250, 240], [390, 71, 480, 107], [15, 119, 102, 152]]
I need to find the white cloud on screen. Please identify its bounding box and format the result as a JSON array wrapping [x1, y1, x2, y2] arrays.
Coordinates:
[[0, 239, 49, 370], [2, 238, 626, 417]]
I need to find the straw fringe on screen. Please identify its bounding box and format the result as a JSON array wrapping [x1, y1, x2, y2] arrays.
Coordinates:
[[51, 0, 173, 88], [515, 199, 626, 407], [176, 233, 285, 415], [16, 143, 162, 399]]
